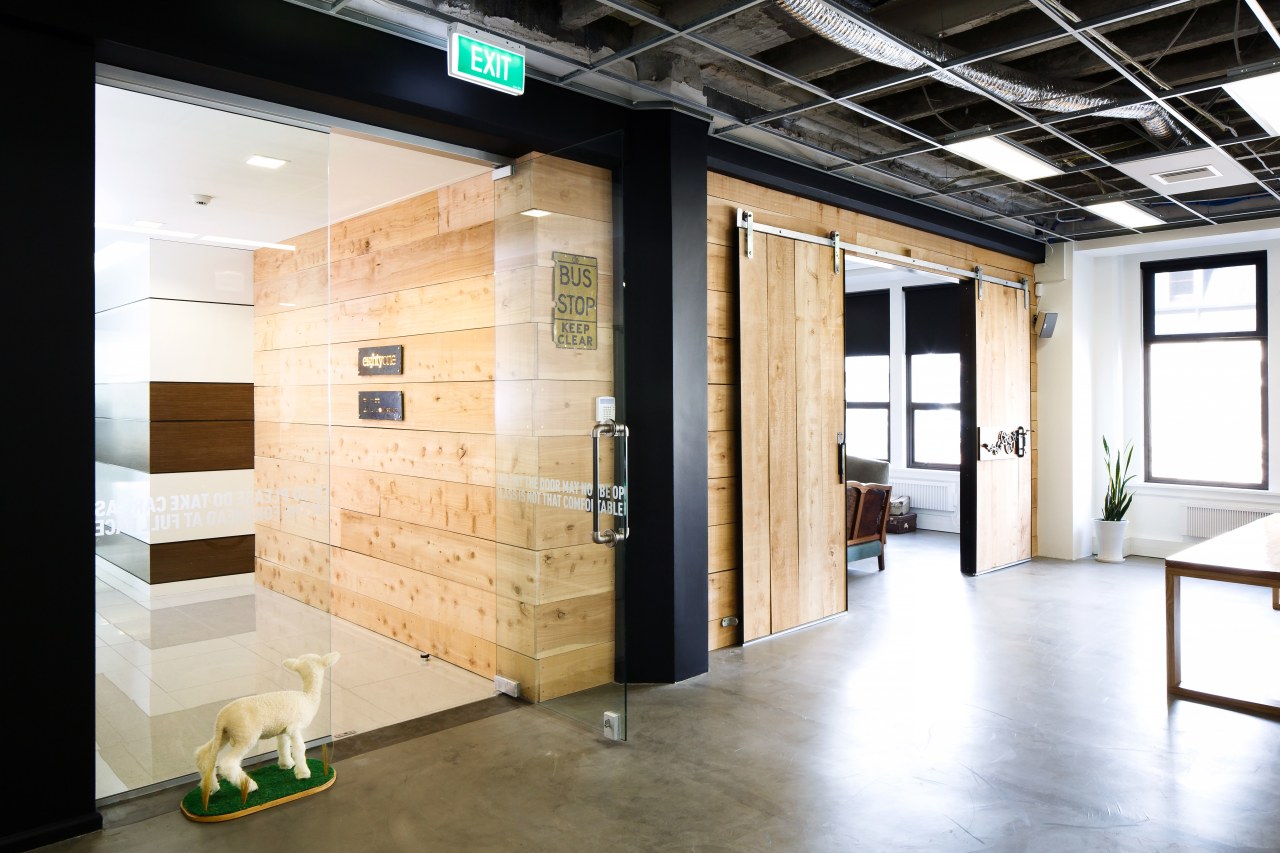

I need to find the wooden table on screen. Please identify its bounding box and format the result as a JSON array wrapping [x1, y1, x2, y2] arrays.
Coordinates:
[[1165, 513, 1280, 717]]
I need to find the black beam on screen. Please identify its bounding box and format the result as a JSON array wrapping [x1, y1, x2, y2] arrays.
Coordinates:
[[622, 110, 711, 683]]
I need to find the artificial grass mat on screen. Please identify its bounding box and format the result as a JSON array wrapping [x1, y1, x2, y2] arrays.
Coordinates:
[[181, 758, 335, 821]]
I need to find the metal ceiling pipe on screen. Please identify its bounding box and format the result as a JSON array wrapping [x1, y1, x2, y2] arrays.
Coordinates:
[[776, 0, 1179, 139]]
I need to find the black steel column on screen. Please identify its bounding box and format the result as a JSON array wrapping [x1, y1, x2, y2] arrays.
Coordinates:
[[0, 15, 103, 852], [621, 110, 710, 683]]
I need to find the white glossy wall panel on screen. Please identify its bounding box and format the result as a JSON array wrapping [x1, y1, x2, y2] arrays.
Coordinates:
[[96, 463, 255, 544], [95, 301, 151, 384], [149, 301, 254, 382], [94, 236, 149, 313], [149, 240, 253, 305]]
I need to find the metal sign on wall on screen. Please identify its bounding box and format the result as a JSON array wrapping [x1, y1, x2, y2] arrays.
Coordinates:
[[357, 345, 403, 375], [359, 391, 404, 421], [552, 252, 599, 350]]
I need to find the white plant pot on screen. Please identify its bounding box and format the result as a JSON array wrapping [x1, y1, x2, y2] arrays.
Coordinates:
[[1094, 518, 1129, 563]]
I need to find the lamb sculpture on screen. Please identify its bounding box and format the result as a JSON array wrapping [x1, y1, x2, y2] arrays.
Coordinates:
[[194, 651, 340, 809]]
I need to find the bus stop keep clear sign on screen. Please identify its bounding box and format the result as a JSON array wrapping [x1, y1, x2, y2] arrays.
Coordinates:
[[552, 251, 598, 350]]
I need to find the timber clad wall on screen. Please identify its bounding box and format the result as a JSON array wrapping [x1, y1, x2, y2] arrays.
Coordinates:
[[706, 173, 1038, 648], [254, 156, 615, 701]]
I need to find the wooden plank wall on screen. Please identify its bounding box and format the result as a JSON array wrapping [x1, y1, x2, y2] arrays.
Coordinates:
[[254, 173, 502, 678], [254, 154, 616, 703], [706, 172, 1038, 649]]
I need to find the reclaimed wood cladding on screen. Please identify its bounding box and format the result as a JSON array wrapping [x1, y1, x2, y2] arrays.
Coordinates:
[[253, 173, 501, 678], [706, 172, 1038, 648]]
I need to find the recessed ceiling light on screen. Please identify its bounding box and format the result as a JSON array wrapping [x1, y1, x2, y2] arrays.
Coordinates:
[[96, 222, 198, 239], [520, 208, 552, 217], [201, 235, 297, 251], [1223, 71, 1280, 136], [943, 136, 1063, 181], [246, 154, 289, 169], [1084, 201, 1163, 229], [132, 219, 165, 229]]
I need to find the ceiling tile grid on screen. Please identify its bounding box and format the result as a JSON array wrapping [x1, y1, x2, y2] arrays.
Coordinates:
[[298, 0, 1280, 243]]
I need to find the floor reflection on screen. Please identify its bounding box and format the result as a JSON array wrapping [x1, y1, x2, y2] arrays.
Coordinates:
[[94, 558, 495, 799]]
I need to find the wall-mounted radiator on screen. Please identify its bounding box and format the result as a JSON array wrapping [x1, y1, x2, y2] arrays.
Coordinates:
[[889, 481, 954, 513], [1184, 506, 1273, 539]]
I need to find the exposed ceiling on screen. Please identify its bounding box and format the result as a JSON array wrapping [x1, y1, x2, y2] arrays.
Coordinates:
[[290, 0, 1280, 244]]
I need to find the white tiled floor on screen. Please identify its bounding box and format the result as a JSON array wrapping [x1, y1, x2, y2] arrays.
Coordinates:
[[93, 558, 496, 800]]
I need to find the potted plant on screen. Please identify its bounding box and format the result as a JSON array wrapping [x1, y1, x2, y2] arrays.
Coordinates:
[[1094, 436, 1134, 563]]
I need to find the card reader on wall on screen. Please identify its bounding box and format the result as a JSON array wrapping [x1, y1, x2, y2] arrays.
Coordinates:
[[596, 396, 616, 422]]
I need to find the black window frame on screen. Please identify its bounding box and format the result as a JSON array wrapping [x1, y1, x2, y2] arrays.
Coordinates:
[[904, 283, 962, 471], [1141, 250, 1269, 489]]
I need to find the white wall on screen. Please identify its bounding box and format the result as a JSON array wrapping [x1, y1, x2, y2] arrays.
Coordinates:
[[95, 239, 256, 553], [1035, 218, 1280, 559]]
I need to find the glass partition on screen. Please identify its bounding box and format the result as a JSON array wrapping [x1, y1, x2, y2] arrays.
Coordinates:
[[492, 137, 628, 738], [94, 84, 334, 801]]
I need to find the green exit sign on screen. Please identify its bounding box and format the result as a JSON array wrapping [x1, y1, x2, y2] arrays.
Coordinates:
[[447, 25, 526, 96]]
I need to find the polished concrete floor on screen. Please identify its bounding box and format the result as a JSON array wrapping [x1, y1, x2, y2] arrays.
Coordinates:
[[53, 531, 1280, 852]]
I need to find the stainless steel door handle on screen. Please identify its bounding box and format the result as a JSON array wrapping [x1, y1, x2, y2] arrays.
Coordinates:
[[591, 419, 629, 547]]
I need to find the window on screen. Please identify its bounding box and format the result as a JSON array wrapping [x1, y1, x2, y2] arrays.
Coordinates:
[[904, 284, 961, 469], [845, 290, 890, 460], [908, 353, 960, 467], [1142, 252, 1268, 488]]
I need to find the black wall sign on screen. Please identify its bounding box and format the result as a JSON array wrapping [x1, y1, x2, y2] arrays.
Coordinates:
[[357, 345, 403, 375], [359, 391, 404, 420]]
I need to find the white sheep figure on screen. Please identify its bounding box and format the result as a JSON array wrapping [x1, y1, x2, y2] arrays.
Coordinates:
[[194, 651, 340, 809]]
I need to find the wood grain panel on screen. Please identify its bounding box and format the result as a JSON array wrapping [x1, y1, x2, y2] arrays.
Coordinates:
[[708, 617, 740, 651], [331, 547, 495, 642], [151, 382, 253, 421], [708, 289, 736, 338], [257, 382, 495, 433], [329, 190, 439, 263], [495, 155, 612, 222], [707, 242, 735, 293], [254, 526, 330, 580], [253, 227, 326, 282], [328, 275, 496, 342], [709, 477, 738, 527], [709, 523, 739, 573], [767, 235, 801, 632], [708, 384, 737, 433], [329, 427, 495, 486], [496, 542, 614, 605], [975, 282, 1032, 572], [96, 532, 254, 584], [738, 227, 771, 641], [330, 584, 495, 677], [708, 431, 737, 480], [253, 265, 328, 317], [335, 508, 496, 593], [500, 591, 613, 658], [534, 641, 614, 702], [380, 474, 497, 539], [708, 336, 737, 386], [330, 223, 494, 303], [150, 421, 253, 473], [708, 569, 740, 620], [441, 173, 494, 234], [256, 558, 330, 610], [254, 422, 330, 465]]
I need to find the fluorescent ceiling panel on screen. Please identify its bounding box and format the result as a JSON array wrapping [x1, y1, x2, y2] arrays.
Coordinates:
[[1084, 201, 1162, 229], [944, 136, 1062, 181], [1224, 72, 1280, 136]]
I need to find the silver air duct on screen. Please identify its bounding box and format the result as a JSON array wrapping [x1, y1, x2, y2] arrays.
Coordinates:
[[776, 0, 1179, 140]]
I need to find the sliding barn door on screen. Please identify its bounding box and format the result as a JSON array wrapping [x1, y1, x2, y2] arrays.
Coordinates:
[[961, 279, 1032, 574], [739, 231, 845, 640]]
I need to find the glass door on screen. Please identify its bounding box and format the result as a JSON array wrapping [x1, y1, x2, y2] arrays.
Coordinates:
[[93, 82, 334, 802], [492, 135, 628, 739]]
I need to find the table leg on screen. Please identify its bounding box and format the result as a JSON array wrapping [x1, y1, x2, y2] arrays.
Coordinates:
[[1273, 585, 1278, 611], [1166, 570, 1181, 691]]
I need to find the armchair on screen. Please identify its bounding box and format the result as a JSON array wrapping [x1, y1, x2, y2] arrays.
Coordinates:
[[845, 453, 892, 571]]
